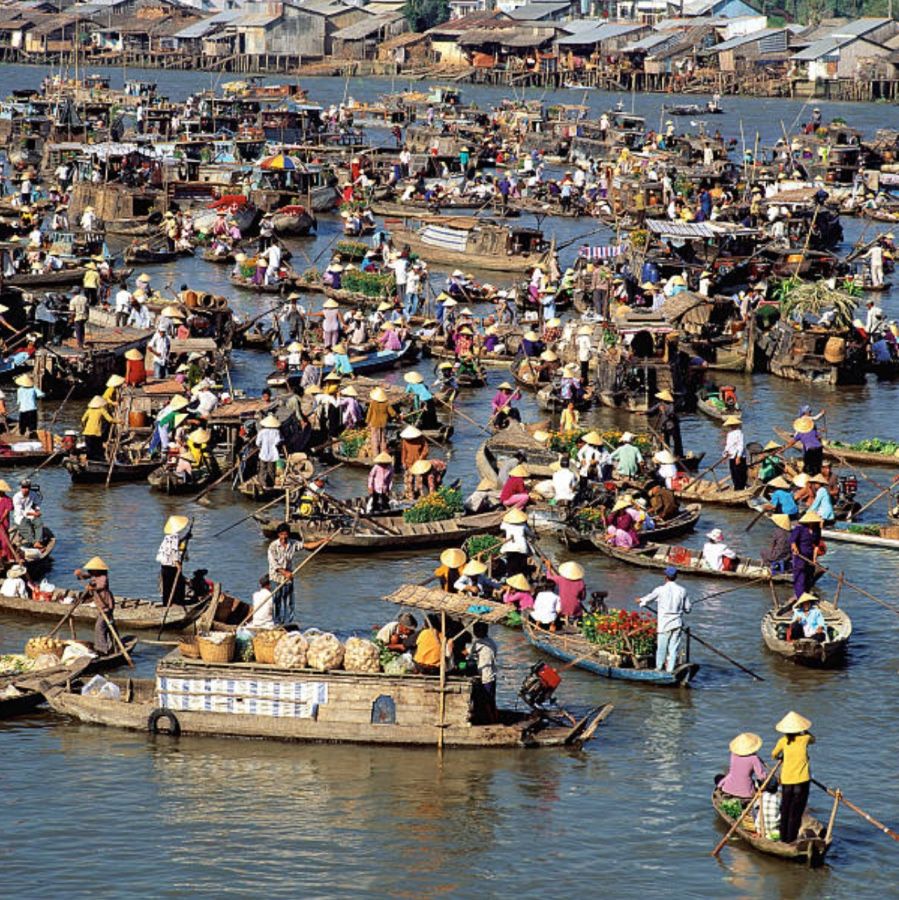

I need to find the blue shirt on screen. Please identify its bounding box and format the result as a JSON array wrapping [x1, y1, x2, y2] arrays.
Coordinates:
[[770, 489, 798, 516], [17, 386, 43, 412], [793, 605, 826, 637], [332, 353, 353, 375], [809, 486, 835, 521], [405, 382, 433, 405]]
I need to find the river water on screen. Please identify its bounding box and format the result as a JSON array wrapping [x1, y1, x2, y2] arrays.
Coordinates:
[[1, 65, 897, 899]]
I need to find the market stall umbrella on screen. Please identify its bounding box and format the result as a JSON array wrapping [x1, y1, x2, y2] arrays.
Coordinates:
[[260, 154, 301, 171]]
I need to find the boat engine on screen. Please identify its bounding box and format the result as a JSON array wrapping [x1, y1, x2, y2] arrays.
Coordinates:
[[839, 475, 858, 502], [519, 662, 562, 710]]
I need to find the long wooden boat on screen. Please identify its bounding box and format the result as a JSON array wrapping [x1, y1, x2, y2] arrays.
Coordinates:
[[123, 246, 186, 265], [823, 440, 899, 468], [523, 618, 699, 686], [0, 430, 61, 466], [820, 523, 899, 550], [229, 274, 297, 294], [65, 455, 160, 484], [536, 383, 593, 413], [147, 465, 216, 495], [711, 788, 832, 866], [760, 601, 851, 666], [44, 652, 614, 749], [423, 341, 516, 369], [10, 531, 56, 577], [259, 508, 506, 551], [266, 341, 419, 389], [561, 504, 702, 551], [511, 356, 551, 392], [672, 480, 761, 508], [591, 540, 790, 582]]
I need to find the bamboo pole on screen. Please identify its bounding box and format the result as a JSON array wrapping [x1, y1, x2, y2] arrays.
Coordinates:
[[437, 609, 446, 752], [812, 778, 899, 842]]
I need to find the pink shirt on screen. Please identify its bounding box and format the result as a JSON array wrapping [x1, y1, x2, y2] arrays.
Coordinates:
[[379, 329, 402, 351], [368, 463, 393, 493], [504, 589, 534, 610], [718, 753, 767, 799], [548, 572, 586, 617]]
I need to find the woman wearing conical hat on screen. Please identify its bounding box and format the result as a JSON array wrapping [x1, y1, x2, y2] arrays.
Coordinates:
[[74, 556, 116, 655], [772, 711, 815, 844]]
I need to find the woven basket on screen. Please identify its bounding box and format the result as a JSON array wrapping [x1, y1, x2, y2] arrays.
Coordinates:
[[197, 633, 235, 663], [178, 637, 200, 659], [252, 636, 277, 664]]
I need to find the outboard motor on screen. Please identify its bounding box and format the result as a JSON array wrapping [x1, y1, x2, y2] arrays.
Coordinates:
[[519, 662, 562, 710]]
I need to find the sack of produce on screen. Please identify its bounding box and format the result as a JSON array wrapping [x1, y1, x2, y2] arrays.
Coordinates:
[[25, 636, 65, 659], [383, 653, 414, 676], [252, 628, 287, 665], [32, 652, 62, 671], [343, 637, 381, 673], [306, 632, 344, 671], [273, 632, 309, 669]]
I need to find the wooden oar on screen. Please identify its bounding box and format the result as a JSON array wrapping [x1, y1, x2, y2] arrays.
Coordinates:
[[680, 454, 727, 492], [798, 553, 899, 616], [314, 484, 400, 537], [687, 629, 764, 682], [711, 761, 781, 857], [96, 606, 134, 668], [157, 520, 193, 638], [434, 393, 491, 435], [849, 478, 899, 519], [48, 592, 87, 637], [237, 529, 339, 628], [811, 778, 899, 843]]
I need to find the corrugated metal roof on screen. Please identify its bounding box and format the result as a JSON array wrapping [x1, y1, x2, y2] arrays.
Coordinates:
[[173, 10, 239, 40], [624, 31, 677, 52], [711, 26, 779, 51], [791, 35, 848, 61], [557, 22, 643, 46], [829, 17, 891, 37], [645, 220, 755, 238], [332, 12, 400, 40], [504, 2, 570, 21]]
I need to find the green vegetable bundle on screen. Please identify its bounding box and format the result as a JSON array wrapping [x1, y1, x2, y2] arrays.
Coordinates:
[[336, 240, 369, 260], [342, 270, 395, 298], [339, 428, 368, 459], [402, 487, 463, 523], [463, 534, 503, 561]]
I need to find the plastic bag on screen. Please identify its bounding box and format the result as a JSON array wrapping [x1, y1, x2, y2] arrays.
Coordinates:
[[81, 675, 121, 700]]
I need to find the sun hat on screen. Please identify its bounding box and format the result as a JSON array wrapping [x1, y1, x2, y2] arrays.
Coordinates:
[[793, 416, 815, 434], [404, 371, 423, 384], [340, 385, 358, 397], [580, 430, 603, 447], [498, 381, 513, 391], [462, 560, 487, 576], [106, 374, 125, 388], [775, 710, 811, 734], [189, 428, 211, 444], [409, 459, 432, 476], [793, 592, 818, 607], [620, 431, 634, 443], [792, 473, 809, 488], [611, 498, 630, 513], [505, 574, 531, 592], [164, 515, 190, 535], [260, 414, 280, 428], [14, 374, 34, 388], [502, 508, 528, 524], [83, 556, 108, 572], [0, 480, 10, 493], [655, 390, 674, 402], [370, 387, 388, 402], [654, 450, 676, 465], [723, 416, 742, 427], [124, 347, 144, 362], [400, 425, 422, 439], [763, 440, 780, 451], [532, 430, 550, 443], [440, 548, 467, 569], [809, 473, 829, 484], [323, 298, 339, 309], [323, 372, 342, 383], [729, 732, 763, 756], [558, 561, 584, 580], [87, 396, 106, 409], [707, 528, 724, 542], [767, 476, 791, 489], [771, 513, 791, 531], [524, 330, 539, 341], [546, 317, 561, 328], [373, 451, 393, 464], [577, 324, 593, 336], [508, 464, 529, 478], [799, 510, 823, 524], [168, 395, 189, 412], [539, 350, 558, 362]]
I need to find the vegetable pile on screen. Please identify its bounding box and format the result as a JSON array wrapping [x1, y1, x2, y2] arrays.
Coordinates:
[[463, 534, 503, 561], [830, 438, 899, 455], [547, 428, 653, 458], [403, 487, 463, 524], [341, 270, 395, 298], [339, 428, 369, 459]]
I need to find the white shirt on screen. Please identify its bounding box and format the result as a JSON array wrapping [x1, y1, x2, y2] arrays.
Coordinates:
[[577, 444, 607, 477], [0, 576, 27, 598], [115, 289, 132, 313], [724, 429, 744, 460], [866, 305, 884, 332], [638, 581, 691, 633], [265, 244, 282, 268], [576, 333, 591, 362], [251, 587, 275, 629], [156, 533, 182, 567], [256, 427, 281, 463], [500, 521, 528, 553], [393, 257, 409, 286], [701, 541, 735, 571], [194, 389, 218, 417], [12, 490, 37, 525], [531, 590, 561, 625], [552, 467, 577, 501], [148, 331, 170, 363]]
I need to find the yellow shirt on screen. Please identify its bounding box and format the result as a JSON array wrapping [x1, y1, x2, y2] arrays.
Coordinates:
[[102, 386, 119, 405], [772, 733, 815, 785], [413, 628, 441, 667], [81, 406, 114, 437], [83, 269, 100, 289]]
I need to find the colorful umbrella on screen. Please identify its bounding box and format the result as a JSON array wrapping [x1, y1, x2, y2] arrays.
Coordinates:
[[260, 154, 299, 171]]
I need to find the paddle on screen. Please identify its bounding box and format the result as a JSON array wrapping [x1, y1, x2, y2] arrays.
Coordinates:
[[711, 761, 781, 857], [434, 393, 491, 436], [236, 529, 339, 628], [811, 778, 899, 843], [680, 454, 727, 493], [797, 552, 899, 617], [48, 592, 88, 637], [686, 629, 764, 682], [96, 606, 134, 668], [849, 477, 899, 519]]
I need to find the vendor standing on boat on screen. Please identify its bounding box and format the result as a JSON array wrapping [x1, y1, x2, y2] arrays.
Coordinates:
[[786, 413, 824, 476], [648, 390, 683, 459], [365, 386, 393, 458], [723, 416, 748, 490], [267, 523, 299, 625], [81, 396, 115, 461], [771, 711, 815, 844], [637, 566, 691, 673], [157, 515, 190, 607], [75, 556, 115, 655], [790, 510, 822, 600], [761, 514, 793, 572]]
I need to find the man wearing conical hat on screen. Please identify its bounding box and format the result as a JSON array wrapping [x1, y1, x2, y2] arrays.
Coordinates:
[[156, 515, 191, 607], [648, 389, 683, 459], [771, 710, 815, 843], [75, 556, 116, 655], [81, 395, 116, 461], [365, 385, 394, 458]]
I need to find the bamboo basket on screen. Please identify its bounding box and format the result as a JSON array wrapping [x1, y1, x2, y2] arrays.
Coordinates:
[[252, 630, 285, 664], [197, 633, 235, 663], [178, 637, 200, 659]]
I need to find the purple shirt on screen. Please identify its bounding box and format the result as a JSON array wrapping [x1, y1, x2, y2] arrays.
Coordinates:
[[718, 753, 767, 799], [794, 429, 822, 451]]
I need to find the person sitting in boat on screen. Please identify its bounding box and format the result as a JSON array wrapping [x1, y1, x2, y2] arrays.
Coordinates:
[[535, 350, 559, 384], [559, 365, 584, 404], [547, 560, 585, 620], [12, 480, 45, 550], [627, 496, 655, 534], [761, 514, 793, 573], [322, 262, 343, 290], [454, 560, 500, 598], [0, 563, 30, 599], [502, 573, 534, 612], [377, 322, 403, 353], [610, 432, 643, 479], [413, 614, 444, 675], [754, 777, 782, 841], [715, 732, 768, 801], [605, 517, 637, 551], [376, 612, 418, 654], [500, 464, 530, 511], [433, 361, 458, 395], [465, 477, 500, 514], [787, 593, 826, 643], [652, 450, 678, 489], [757, 442, 785, 484], [701, 529, 737, 572], [338, 385, 362, 429], [807, 474, 835, 525], [435, 548, 466, 593], [648, 484, 679, 522], [791, 472, 815, 508], [519, 330, 544, 359], [330, 343, 353, 378]]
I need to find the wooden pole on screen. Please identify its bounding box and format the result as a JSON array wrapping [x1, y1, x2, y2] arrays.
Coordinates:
[[434, 393, 491, 435], [712, 761, 781, 856], [48, 592, 87, 637], [191, 447, 258, 504], [687, 629, 765, 681], [157, 523, 192, 639], [825, 789, 841, 845], [437, 609, 446, 752], [811, 778, 899, 843], [97, 606, 133, 667]]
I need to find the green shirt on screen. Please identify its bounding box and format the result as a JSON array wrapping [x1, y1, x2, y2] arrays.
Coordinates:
[[611, 444, 643, 477]]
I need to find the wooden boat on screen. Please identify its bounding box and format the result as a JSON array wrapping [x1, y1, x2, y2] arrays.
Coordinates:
[[8, 530, 56, 577], [123, 246, 185, 265], [45, 651, 614, 749], [823, 440, 899, 468], [511, 355, 552, 392], [760, 601, 851, 666], [0, 430, 61, 467], [523, 618, 699, 686], [229, 274, 296, 294], [384, 216, 552, 274], [0, 589, 211, 631], [666, 103, 724, 116], [696, 393, 741, 422], [147, 465, 216, 495], [65, 454, 160, 484], [591, 540, 790, 583], [711, 788, 832, 866], [423, 341, 516, 368], [821, 523, 899, 550], [258, 508, 506, 552], [266, 341, 419, 389], [536, 383, 593, 413], [271, 205, 316, 236], [561, 504, 702, 551], [672, 480, 760, 508]]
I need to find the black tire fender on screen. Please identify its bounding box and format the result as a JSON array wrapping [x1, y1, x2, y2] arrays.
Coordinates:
[[148, 707, 181, 736]]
